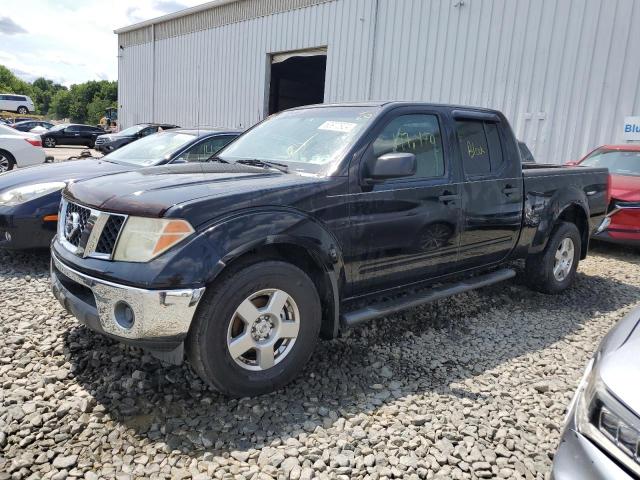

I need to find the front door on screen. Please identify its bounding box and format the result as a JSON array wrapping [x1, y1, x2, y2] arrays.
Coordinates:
[[347, 109, 462, 295], [454, 116, 523, 269]]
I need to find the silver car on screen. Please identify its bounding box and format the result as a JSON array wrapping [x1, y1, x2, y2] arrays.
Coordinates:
[[552, 306, 640, 479]]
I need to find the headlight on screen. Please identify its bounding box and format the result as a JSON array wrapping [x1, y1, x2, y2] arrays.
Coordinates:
[[0, 182, 66, 206], [574, 353, 640, 476], [113, 216, 194, 262]]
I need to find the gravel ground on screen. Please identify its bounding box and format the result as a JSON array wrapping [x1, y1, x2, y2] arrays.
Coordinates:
[[1, 243, 639, 480]]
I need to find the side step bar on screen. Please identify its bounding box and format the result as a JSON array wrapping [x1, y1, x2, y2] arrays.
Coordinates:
[[341, 268, 516, 328]]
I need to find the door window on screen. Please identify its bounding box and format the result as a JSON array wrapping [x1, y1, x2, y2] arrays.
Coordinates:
[[181, 136, 236, 162], [456, 120, 504, 177], [372, 114, 445, 179]]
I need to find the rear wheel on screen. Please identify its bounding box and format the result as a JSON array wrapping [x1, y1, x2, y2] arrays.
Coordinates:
[[17, 106, 28, 114], [187, 260, 321, 397], [0, 150, 16, 172], [525, 221, 581, 294]]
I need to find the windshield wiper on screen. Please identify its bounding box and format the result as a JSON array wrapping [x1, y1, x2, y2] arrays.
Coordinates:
[[235, 158, 289, 173]]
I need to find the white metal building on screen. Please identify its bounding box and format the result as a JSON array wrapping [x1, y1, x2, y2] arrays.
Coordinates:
[[115, 0, 640, 163]]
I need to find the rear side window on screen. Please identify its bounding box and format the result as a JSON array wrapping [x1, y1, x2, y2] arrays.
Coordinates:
[[372, 114, 445, 179], [456, 120, 504, 177]]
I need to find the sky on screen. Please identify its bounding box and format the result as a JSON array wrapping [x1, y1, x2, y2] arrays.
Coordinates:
[[0, 0, 204, 86]]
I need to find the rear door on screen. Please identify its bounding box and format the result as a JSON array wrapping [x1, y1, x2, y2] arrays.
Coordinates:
[[454, 112, 523, 269], [63, 126, 81, 145], [347, 107, 462, 294]]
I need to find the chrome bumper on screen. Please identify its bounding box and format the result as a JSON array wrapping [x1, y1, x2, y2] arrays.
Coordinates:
[[51, 252, 205, 347]]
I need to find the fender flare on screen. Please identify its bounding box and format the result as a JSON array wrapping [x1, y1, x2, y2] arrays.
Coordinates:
[[528, 186, 590, 256]]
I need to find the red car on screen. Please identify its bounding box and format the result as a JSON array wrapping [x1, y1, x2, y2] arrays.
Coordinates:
[[569, 145, 640, 247]]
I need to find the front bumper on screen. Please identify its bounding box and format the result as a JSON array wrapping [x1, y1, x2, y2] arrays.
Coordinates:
[[0, 210, 57, 250], [51, 251, 205, 355], [552, 426, 632, 480], [593, 230, 640, 248]]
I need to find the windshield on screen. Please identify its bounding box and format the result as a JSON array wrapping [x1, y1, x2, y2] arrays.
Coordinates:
[[104, 131, 196, 166], [117, 124, 147, 136], [581, 149, 640, 176], [218, 106, 380, 173]]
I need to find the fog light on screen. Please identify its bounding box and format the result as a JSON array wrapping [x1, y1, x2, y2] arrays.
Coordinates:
[[597, 216, 612, 233], [114, 301, 135, 329]]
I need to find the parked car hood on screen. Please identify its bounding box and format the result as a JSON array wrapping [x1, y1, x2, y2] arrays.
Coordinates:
[[64, 163, 327, 220], [610, 174, 640, 202], [599, 307, 640, 416], [0, 159, 128, 191]]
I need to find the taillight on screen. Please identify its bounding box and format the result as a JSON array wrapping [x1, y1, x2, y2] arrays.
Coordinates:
[[25, 138, 42, 148]]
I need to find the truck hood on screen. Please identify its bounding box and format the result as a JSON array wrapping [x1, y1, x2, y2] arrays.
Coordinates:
[[64, 163, 325, 219], [0, 158, 128, 192], [610, 174, 640, 202], [599, 307, 640, 417]]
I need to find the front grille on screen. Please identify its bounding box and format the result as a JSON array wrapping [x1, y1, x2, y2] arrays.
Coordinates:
[[60, 200, 127, 259], [95, 138, 106, 145], [63, 202, 91, 247], [95, 215, 125, 255]]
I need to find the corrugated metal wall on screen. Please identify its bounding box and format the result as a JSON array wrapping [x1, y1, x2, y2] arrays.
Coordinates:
[[118, 0, 640, 163]]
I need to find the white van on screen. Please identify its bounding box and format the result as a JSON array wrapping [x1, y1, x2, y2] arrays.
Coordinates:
[[0, 94, 35, 114]]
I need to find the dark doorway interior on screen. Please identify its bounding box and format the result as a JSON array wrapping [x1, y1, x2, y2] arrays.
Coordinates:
[[268, 54, 327, 114]]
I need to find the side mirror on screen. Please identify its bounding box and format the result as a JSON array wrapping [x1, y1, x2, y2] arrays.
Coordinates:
[[172, 157, 187, 164], [364, 152, 416, 182]]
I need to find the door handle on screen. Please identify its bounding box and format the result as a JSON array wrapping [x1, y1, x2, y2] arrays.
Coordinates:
[[438, 191, 459, 205], [502, 185, 519, 196]]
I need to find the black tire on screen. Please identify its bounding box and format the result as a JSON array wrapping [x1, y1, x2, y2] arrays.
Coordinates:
[[17, 106, 28, 114], [525, 221, 582, 294], [43, 137, 56, 148], [0, 150, 16, 172], [187, 260, 321, 397]]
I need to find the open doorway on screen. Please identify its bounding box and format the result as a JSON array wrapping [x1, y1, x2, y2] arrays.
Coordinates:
[[268, 48, 327, 115]]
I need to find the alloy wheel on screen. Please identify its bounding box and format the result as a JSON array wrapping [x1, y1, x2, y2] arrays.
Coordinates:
[[226, 288, 300, 371], [553, 237, 574, 281], [0, 155, 9, 173]]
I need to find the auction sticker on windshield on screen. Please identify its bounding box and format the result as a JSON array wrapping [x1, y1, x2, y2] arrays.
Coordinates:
[[318, 121, 357, 133]]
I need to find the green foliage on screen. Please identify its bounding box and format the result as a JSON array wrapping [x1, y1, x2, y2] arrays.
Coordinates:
[[0, 64, 117, 123]]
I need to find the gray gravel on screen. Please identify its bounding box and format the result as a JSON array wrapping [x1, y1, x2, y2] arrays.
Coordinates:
[[1, 243, 639, 479]]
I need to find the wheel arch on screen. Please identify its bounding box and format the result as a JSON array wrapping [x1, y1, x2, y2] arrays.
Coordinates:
[[185, 208, 345, 340], [529, 200, 589, 260]]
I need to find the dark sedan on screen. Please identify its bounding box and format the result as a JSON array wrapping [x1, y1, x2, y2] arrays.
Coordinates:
[[41, 124, 106, 148], [10, 120, 55, 132], [94, 123, 179, 153], [0, 128, 240, 250]]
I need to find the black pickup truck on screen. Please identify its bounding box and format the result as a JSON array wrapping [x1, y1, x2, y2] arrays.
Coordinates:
[[51, 102, 609, 397]]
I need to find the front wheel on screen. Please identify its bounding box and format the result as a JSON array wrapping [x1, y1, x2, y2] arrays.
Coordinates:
[[43, 137, 56, 148], [187, 260, 321, 397], [525, 221, 581, 294]]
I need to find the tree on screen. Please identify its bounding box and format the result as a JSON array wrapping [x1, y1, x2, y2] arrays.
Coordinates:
[[0, 64, 117, 122]]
